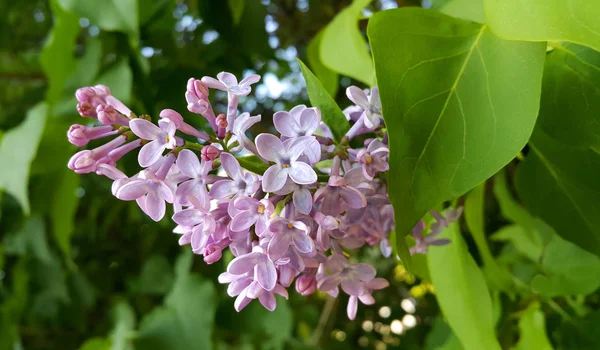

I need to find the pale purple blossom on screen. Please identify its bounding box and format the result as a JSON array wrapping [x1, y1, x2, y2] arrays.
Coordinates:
[[267, 217, 315, 262], [274, 179, 314, 215], [209, 152, 260, 199], [68, 135, 126, 174], [256, 134, 317, 193], [346, 86, 382, 129], [129, 118, 177, 167], [317, 254, 376, 297], [356, 139, 389, 180], [230, 197, 274, 235], [175, 149, 213, 207], [201, 72, 261, 96]]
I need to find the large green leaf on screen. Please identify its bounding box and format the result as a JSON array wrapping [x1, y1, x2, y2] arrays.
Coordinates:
[[136, 253, 217, 350], [368, 8, 545, 269], [484, 0, 600, 52], [432, 0, 485, 23], [0, 104, 47, 214], [537, 43, 600, 152], [428, 219, 501, 350], [320, 0, 374, 85], [516, 128, 600, 257], [514, 302, 553, 350], [58, 0, 139, 36], [464, 184, 514, 293], [298, 59, 349, 141], [307, 30, 339, 98], [530, 226, 600, 296], [40, 0, 79, 104]]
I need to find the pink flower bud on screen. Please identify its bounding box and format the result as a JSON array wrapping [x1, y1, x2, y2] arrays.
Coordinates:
[[296, 273, 317, 296], [75, 87, 96, 103], [97, 105, 130, 126], [92, 84, 111, 97], [203, 243, 224, 264], [216, 114, 227, 129], [201, 145, 220, 161], [77, 102, 96, 118], [159, 109, 184, 128]]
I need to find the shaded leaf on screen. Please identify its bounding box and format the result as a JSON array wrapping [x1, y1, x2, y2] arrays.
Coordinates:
[[307, 30, 339, 98], [428, 219, 501, 350], [298, 59, 349, 141], [80, 338, 111, 350], [96, 58, 133, 104], [58, 0, 138, 36], [484, 0, 600, 52], [432, 0, 485, 23], [228, 0, 245, 25], [129, 255, 174, 295], [516, 128, 600, 257], [514, 302, 553, 350], [0, 103, 47, 214], [368, 8, 545, 270], [320, 0, 374, 85]]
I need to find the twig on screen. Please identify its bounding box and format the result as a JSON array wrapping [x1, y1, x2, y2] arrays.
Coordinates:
[[309, 296, 337, 346]]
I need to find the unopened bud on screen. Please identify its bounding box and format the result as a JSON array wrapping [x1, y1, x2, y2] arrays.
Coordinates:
[[201, 145, 221, 161]]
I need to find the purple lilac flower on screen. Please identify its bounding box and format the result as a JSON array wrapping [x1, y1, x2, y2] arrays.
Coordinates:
[[230, 197, 274, 235], [115, 154, 176, 221], [129, 118, 177, 167], [201, 72, 261, 97], [317, 254, 376, 297], [274, 179, 314, 215], [68, 135, 126, 174], [273, 105, 321, 138], [175, 149, 213, 207], [67, 124, 117, 147], [209, 152, 260, 199], [346, 86, 382, 129], [172, 196, 217, 253], [160, 109, 210, 141], [256, 134, 317, 193], [356, 139, 389, 181], [229, 112, 261, 154], [347, 278, 389, 320], [227, 245, 278, 291], [267, 217, 315, 262]]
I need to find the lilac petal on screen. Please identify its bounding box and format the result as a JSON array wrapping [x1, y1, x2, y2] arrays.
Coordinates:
[[359, 293, 375, 305], [228, 278, 252, 297], [105, 95, 132, 117], [138, 140, 165, 167], [341, 279, 365, 296], [267, 233, 292, 262], [219, 272, 237, 284], [239, 74, 261, 86], [145, 191, 166, 221], [368, 278, 389, 290], [172, 208, 204, 226], [176, 149, 201, 177], [175, 180, 201, 205], [293, 186, 313, 215], [317, 275, 341, 292], [234, 197, 258, 211], [220, 153, 243, 181], [217, 72, 238, 87], [256, 259, 277, 291], [209, 179, 237, 198], [255, 133, 284, 162], [228, 252, 261, 275], [285, 136, 312, 161], [255, 216, 268, 236], [273, 178, 297, 195], [347, 296, 358, 320], [299, 108, 320, 135], [246, 281, 264, 299], [201, 76, 227, 90], [191, 227, 209, 252], [289, 162, 317, 185], [304, 138, 321, 165], [292, 232, 314, 254], [273, 111, 298, 137], [234, 289, 252, 312], [259, 292, 276, 311], [116, 180, 148, 200], [129, 119, 162, 140], [353, 264, 376, 281], [274, 284, 289, 299], [231, 212, 258, 232], [262, 165, 288, 193], [346, 86, 370, 109], [158, 182, 175, 203], [340, 187, 367, 208]]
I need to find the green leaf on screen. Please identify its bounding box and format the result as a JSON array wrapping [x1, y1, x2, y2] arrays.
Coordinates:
[[50, 168, 80, 258], [432, 0, 485, 23], [307, 30, 339, 98], [0, 103, 47, 214], [110, 301, 136, 350], [320, 0, 374, 85], [40, 0, 79, 104], [537, 43, 600, 152], [136, 275, 217, 350], [298, 59, 349, 141], [236, 154, 269, 176], [368, 8, 545, 270], [516, 128, 600, 257], [464, 184, 514, 293], [491, 225, 543, 262], [66, 38, 103, 90], [96, 58, 133, 104], [530, 226, 600, 296], [428, 219, 501, 350], [484, 0, 600, 52], [4, 215, 53, 263], [554, 310, 600, 349], [129, 255, 174, 295], [80, 338, 111, 350], [58, 0, 139, 36], [228, 0, 245, 25], [514, 302, 553, 350], [236, 296, 293, 349], [424, 317, 464, 350]]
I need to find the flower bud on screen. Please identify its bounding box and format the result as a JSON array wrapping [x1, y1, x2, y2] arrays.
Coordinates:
[[216, 114, 227, 128], [201, 145, 220, 161], [295, 273, 317, 296]]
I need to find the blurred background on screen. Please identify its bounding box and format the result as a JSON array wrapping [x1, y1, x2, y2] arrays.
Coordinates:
[[0, 0, 443, 349]]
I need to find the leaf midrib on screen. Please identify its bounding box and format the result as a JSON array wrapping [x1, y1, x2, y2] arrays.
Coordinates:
[[409, 25, 488, 191], [529, 142, 598, 236]]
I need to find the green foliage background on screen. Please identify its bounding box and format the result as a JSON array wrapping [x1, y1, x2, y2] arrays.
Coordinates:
[[1, 0, 600, 349]]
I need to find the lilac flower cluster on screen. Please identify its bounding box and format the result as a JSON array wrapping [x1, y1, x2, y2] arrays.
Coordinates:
[[67, 72, 461, 319]]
